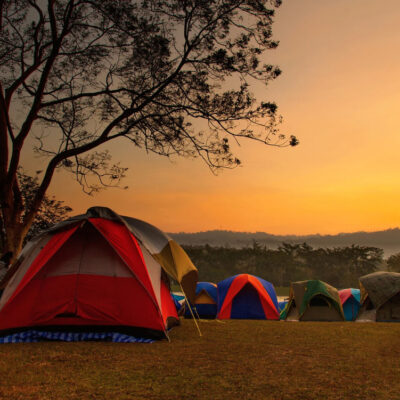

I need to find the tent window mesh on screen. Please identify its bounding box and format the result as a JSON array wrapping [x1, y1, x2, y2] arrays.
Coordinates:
[[309, 295, 330, 307]]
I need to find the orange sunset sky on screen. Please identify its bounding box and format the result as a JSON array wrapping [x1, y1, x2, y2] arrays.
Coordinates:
[[27, 0, 400, 234]]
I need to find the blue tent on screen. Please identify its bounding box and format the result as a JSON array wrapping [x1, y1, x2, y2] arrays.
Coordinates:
[[217, 274, 279, 320], [278, 300, 288, 312], [339, 288, 361, 321], [185, 282, 218, 319], [172, 293, 185, 314]]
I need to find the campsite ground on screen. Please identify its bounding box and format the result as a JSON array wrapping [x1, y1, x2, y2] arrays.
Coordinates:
[[0, 320, 399, 400]]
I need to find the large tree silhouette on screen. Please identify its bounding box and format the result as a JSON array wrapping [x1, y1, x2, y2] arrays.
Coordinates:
[[0, 0, 297, 258]]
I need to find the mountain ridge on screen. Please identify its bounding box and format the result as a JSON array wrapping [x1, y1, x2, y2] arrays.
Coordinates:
[[169, 228, 400, 256]]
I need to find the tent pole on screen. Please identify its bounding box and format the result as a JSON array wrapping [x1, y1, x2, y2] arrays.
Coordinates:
[[194, 307, 201, 320], [180, 283, 202, 337]]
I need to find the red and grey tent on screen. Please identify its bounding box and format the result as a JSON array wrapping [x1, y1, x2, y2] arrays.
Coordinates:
[[0, 207, 198, 340]]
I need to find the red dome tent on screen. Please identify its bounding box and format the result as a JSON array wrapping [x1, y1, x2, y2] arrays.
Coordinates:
[[0, 207, 198, 340], [217, 274, 280, 320]]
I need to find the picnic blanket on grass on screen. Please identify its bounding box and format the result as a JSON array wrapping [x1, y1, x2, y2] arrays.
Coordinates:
[[0, 330, 154, 343]]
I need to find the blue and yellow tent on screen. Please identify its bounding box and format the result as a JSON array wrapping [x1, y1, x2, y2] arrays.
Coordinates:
[[217, 274, 279, 320], [185, 282, 218, 319]]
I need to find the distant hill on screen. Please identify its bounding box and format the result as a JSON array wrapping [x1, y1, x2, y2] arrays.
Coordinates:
[[169, 228, 400, 257]]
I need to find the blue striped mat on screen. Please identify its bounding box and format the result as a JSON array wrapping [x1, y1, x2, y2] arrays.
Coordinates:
[[0, 330, 154, 343]]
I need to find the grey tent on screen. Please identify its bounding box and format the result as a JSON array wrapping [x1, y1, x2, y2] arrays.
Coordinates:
[[357, 271, 400, 322]]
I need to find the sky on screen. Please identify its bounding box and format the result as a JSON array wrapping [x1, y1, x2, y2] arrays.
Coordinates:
[[38, 0, 400, 234]]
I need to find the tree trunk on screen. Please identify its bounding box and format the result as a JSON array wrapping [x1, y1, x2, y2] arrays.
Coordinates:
[[2, 219, 25, 263], [0, 181, 26, 262]]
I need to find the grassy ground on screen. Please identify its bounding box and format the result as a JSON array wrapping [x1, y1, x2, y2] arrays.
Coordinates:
[[0, 320, 399, 400]]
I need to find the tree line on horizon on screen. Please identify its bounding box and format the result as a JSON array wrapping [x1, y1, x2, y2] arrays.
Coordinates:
[[183, 242, 400, 289]]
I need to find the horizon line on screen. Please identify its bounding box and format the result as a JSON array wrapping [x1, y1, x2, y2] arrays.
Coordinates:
[[167, 227, 400, 237]]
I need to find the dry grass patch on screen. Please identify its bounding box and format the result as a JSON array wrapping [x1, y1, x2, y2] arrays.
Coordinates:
[[0, 320, 399, 400]]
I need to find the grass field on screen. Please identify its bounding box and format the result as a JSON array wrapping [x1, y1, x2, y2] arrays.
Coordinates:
[[0, 319, 399, 400]]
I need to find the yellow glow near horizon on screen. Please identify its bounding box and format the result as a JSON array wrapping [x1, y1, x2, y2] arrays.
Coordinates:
[[28, 0, 400, 235]]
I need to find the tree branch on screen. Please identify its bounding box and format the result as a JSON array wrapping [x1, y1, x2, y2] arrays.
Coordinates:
[[7, 0, 75, 185]]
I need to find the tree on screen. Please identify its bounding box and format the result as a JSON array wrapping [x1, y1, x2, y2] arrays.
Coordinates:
[[184, 243, 384, 288], [0, 169, 72, 252], [0, 0, 298, 259], [17, 169, 72, 244], [387, 253, 400, 273]]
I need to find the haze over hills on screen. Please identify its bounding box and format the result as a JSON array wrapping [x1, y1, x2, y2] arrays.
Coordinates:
[[169, 228, 400, 257]]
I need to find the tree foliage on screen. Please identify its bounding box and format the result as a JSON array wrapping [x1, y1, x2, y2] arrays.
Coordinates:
[[0, 0, 297, 258], [386, 252, 400, 273], [0, 0, 297, 256], [184, 242, 384, 288], [0, 169, 72, 252], [17, 169, 72, 244]]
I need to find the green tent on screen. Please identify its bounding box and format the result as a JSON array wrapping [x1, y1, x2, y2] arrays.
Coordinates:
[[281, 280, 344, 321]]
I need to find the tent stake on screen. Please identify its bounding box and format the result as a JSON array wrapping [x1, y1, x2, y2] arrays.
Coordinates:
[[180, 283, 202, 337]]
